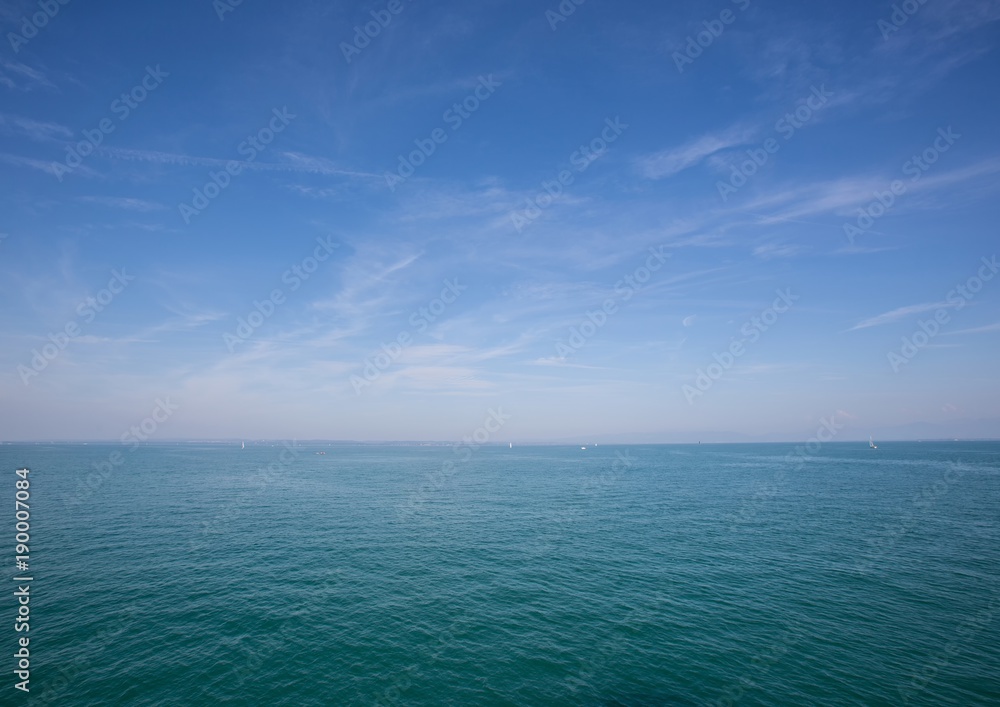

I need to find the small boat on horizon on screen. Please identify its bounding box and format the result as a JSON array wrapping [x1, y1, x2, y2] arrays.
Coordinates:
[[869, 436, 877, 450]]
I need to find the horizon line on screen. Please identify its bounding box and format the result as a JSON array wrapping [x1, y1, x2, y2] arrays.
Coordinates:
[[2, 438, 998, 445]]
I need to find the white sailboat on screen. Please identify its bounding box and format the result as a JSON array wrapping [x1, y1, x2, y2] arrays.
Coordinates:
[[869, 436, 877, 450], [509, 442, 512, 449], [241, 441, 245, 450]]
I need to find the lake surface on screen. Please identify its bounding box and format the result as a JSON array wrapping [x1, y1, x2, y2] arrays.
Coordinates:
[[5, 441, 999, 705]]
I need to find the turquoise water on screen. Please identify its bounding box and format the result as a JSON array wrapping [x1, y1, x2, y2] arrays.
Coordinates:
[[4, 442, 999, 705]]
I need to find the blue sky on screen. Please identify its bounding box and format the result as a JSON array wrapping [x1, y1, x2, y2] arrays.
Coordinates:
[[1, 0, 999, 442]]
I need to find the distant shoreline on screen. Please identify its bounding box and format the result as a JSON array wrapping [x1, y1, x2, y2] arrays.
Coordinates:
[[3, 439, 998, 446]]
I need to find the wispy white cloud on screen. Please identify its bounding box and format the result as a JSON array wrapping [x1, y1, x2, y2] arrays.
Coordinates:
[[743, 156, 1000, 225], [0, 113, 71, 141], [530, 357, 609, 370], [368, 365, 496, 394], [286, 184, 343, 200], [850, 301, 956, 331], [635, 124, 756, 180], [360, 72, 511, 110], [752, 242, 804, 260], [831, 244, 900, 256], [77, 196, 166, 211], [0, 151, 96, 178], [741, 176, 891, 222], [310, 248, 422, 322], [147, 309, 228, 334], [0, 59, 53, 90], [946, 322, 1000, 335], [98, 146, 382, 180], [274, 151, 383, 179], [913, 0, 1000, 41], [394, 182, 524, 223]]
